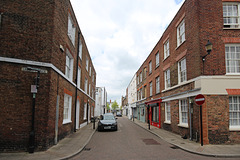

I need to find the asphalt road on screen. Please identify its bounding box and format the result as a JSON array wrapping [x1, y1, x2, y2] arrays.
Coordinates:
[[70, 117, 238, 160]]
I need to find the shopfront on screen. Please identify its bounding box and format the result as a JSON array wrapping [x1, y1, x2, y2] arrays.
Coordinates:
[[145, 99, 162, 128], [137, 103, 146, 123]]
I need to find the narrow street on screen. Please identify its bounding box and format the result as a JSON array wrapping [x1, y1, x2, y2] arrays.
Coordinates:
[[70, 117, 236, 160]]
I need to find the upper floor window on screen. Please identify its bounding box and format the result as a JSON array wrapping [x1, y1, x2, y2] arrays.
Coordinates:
[[65, 49, 74, 81], [68, 14, 76, 46], [89, 66, 92, 76], [149, 61, 152, 74], [156, 52, 159, 68], [92, 73, 95, 83], [223, 3, 240, 28], [164, 39, 170, 59], [149, 81, 152, 97], [156, 76, 160, 94], [79, 38, 82, 59], [140, 88, 143, 100], [177, 19, 185, 47], [84, 78, 88, 93], [77, 67, 81, 88], [140, 72, 142, 82], [164, 69, 171, 89], [143, 67, 147, 79], [225, 44, 240, 74], [86, 57, 89, 72], [178, 58, 187, 83], [89, 84, 91, 96]]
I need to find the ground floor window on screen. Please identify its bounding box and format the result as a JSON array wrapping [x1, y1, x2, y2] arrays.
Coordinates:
[[229, 96, 240, 130], [63, 94, 72, 124], [179, 99, 188, 127], [165, 102, 171, 123], [152, 106, 159, 123], [84, 103, 87, 120]]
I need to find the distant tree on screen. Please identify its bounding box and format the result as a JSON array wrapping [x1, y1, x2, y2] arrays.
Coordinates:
[[111, 100, 119, 111]]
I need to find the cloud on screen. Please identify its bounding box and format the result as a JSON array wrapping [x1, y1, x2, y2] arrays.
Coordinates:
[[70, 0, 185, 104]]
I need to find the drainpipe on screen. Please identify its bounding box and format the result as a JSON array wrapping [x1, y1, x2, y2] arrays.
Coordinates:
[[54, 74, 60, 145], [189, 97, 193, 140], [74, 31, 81, 132]]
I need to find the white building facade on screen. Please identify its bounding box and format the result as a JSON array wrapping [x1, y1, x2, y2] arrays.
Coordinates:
[[95, 87, 107, 117], [127, 74, 137, 119]]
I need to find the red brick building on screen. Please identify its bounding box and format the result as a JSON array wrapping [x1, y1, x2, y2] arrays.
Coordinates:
[[136, 0, 240, 144], [0, 0, 96, 152]]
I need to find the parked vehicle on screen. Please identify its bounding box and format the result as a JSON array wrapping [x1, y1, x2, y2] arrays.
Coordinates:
[[98, 113, 118, 131], [116, 112, 122, 117]]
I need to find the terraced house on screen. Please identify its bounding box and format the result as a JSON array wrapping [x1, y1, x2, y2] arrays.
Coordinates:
[[135, 0, 240, 145], [0, 0, 96, 152]]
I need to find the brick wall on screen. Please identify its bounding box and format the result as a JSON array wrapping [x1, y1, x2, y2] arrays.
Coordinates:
[[0, 0, 96, 151]]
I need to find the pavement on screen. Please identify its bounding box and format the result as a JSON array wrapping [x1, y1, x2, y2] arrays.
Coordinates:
[[0, 123, 97, 160], [1, 117, 240, 160], [131, 117, 240, 158]]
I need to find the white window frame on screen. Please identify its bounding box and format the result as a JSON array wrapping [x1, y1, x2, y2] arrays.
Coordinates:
[[77, 67, 81, 88], [178, 58, 187, 84], [164, 39, 170, 59], [155, 52, 159, 68], [229, 96, 240, 130], [225, 44, 240, 74], [140, 72, 142, 82], [84, 78, 88, 93], [92, 73, 95, 83], [223, 3, 240, 29], [67, 14, 76, 46], [65, 49, 74, 81], [165, 69, 171, 89], [89, 84, 91, 96], [149, 61, 152, 74], [79, 38, 82, 59], [140, 88, 142, 100], [86, 57, 89, 72], [179, 99, 188, 128], [177, 19, 185, 47], [165, 102, 171, 124], [84, 103, 87, 120], [149, 81, 152, 97], [63, 94, 72, 124], [89, 66, 92, 76], [156, 76, 160, 94]]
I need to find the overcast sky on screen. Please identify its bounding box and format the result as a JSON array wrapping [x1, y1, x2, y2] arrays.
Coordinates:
[[70, 0, 184, 104]]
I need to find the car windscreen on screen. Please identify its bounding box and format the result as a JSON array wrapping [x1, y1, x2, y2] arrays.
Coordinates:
[[103, 115, 115, 120]]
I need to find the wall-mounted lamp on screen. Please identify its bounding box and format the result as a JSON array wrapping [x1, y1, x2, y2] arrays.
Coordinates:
[[202, 40, 212, 62], [202, 40, 212, 75]]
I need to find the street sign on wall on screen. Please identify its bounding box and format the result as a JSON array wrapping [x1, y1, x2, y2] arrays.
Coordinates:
[[195, 94, 205, 106]]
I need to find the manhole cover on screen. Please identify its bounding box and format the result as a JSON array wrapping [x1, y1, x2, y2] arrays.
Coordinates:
[[142, 139, 160, 145]]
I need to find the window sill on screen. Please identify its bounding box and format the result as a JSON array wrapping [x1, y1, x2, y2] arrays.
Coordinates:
[[225, 73, 240, 76], [178, 123, 188, 128], [164, 121, 171, 124], [229, 126, 240, 131], [63, 120, 72, 124], [175, 40, 186, 50], [163, 56, 170, 62], [223, 27, 240, 30]]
